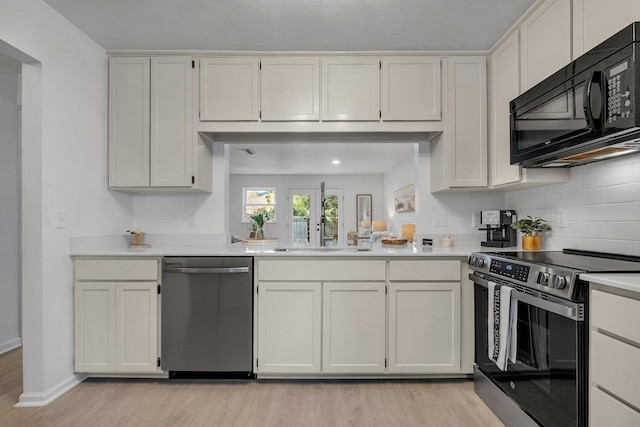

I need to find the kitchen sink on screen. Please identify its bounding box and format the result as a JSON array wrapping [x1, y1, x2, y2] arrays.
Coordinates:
[[273, 247, 371, 252]]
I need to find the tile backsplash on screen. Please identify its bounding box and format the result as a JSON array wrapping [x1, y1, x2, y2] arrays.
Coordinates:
[[505, 153, 640, 255]]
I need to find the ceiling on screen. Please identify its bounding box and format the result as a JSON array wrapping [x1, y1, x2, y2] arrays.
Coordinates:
[[228, 142, 415, 175], [42, 0, 536, 51]]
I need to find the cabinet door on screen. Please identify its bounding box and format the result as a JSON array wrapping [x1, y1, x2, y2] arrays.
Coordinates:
[[75, 282, 116, 372], [322, 283, 386, 373], [382, 56, 441, 120], [520, 0, 572, 90], [260, 57, 320, 121], [199, 57, 260, 121], [321, 57, 380, 121], [257, 282, 322, 373], [490, 31, 522, 187], [108, 57, 150, 188], [388, 282, 461, 373], [115, 282, 159, 372], [575, 0, 640, 56], [447, 56, 488, 187], [150, 56, 193, 187]]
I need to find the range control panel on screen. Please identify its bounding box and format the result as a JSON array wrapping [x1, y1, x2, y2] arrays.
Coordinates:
[[489, 259, 530, 282]]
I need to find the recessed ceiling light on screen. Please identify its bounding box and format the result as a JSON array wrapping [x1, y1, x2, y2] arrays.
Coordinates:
[[332, 159, 340, 165]]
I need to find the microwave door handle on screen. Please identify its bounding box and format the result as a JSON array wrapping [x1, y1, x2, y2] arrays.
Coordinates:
[[583, 70, 603, 129]]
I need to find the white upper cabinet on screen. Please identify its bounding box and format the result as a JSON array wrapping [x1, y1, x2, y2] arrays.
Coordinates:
[[381, 56, 441, 121], [109, 57, 150, 188], [260, 57, 320, 121], [199, 57, 260, 121], [520, 0, 572, 91], [150, 56, 193, 187], [574, 0, 640, 56], [321, 56, 381, 121], [490, 31, 522, 187], [431, 56, 488, 191], [109, 56, 199, 190]]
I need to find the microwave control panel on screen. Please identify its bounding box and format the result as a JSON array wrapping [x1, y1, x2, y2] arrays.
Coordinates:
[[606, 59, 633, 124]]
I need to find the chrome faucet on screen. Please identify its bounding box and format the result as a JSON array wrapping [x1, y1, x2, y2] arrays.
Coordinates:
[[319, 181, 326, 246]]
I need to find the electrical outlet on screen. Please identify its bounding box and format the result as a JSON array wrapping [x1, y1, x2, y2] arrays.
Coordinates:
[[188, 212, 196, 227], [433, 214, 447, 227], [472, 213, 482, 227], [557, 210, 566, 228]]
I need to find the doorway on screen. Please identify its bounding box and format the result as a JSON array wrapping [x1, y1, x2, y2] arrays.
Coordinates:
[[288, 187, 343, 246], [0, 52, 22, 355]]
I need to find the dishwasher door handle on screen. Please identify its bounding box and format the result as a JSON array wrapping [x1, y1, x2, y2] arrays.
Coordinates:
[[163, 267, 250, 274]]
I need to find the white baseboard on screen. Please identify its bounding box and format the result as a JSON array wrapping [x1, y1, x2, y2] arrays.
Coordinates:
[[0, 337, 22, 354], [15, 373, 88, 407]]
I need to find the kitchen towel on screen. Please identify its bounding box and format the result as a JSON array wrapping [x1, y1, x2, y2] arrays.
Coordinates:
[[488, 281, 518, 371]]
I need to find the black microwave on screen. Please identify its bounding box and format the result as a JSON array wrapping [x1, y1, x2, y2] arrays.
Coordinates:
[[511, 22, 640, 168]]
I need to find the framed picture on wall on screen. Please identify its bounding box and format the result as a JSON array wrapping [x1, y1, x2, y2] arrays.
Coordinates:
[[394, 184, 415, 213]]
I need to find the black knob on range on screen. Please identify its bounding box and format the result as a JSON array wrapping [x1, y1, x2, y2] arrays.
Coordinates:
[[536, 272, 550, 286], [476, 258, 484, 267], [549, 275, 567, 289]]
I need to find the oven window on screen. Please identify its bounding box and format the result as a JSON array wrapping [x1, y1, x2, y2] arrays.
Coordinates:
[[474, 285, 584, 427]]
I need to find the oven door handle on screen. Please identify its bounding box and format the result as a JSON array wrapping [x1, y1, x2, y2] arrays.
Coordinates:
[[470, 274, 583, 321]]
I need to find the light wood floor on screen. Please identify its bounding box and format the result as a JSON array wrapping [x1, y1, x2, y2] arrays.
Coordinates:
[[1, 348, 505, 427]]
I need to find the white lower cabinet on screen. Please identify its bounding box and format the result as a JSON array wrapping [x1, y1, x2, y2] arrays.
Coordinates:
[[322, 283, 386, 373], [256, 282, 322, 373], [255, 257, 467, 377], [589, 285, 640, 426], [74, 258, 160, 374], [388, 282, 460, 373]]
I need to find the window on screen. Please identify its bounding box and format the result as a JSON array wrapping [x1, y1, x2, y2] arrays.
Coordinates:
[[242, 188, 276, 222]]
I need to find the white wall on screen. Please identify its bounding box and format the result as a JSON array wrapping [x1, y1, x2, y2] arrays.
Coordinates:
[[0, 0, 133, 406], [383, 150, 417, 236], [132, 142, 226, 236], [416, 142, 506, 245], [229, 173, 385, 243], [0, 59, 21, 353], [505, 153, 640, 254]]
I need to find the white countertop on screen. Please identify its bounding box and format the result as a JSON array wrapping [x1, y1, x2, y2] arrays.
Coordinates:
[[580, 273, 640, 294], [69, 234, 481, 257]]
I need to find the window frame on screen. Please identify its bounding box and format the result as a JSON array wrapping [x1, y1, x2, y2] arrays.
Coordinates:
[[242, 187, 277, 223]]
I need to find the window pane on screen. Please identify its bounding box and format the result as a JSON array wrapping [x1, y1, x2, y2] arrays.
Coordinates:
[[245, 189, 275, 205]]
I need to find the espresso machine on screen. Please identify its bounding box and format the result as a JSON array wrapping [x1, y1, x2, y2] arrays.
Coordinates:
[[480, 210, 517, 247]]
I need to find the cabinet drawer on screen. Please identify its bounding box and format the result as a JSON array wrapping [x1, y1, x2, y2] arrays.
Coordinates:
[[591, 386, 640, 427], [75, 259, 159, 281], [591, 331, 640, 409], [591, 290, 640, 344], [257, 259, 385, 281], [389, 260, 460, 281]]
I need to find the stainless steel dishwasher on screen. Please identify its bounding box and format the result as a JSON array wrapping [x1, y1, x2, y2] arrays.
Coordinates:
[[161, 257, 253, 379]]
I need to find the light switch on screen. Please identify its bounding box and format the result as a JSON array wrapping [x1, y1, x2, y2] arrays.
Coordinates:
[[55, 210, 66, 229]]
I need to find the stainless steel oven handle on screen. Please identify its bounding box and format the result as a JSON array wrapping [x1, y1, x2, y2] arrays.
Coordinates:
[[163, 267, 250, 274], [471, 274, 583, 321]]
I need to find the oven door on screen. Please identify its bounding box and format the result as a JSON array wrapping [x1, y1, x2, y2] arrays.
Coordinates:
[[473, 275, 587, 427]]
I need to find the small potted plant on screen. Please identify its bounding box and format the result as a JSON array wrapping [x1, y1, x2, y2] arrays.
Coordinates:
[[249, 211, 272, 240], [511, 216, 552, 250]]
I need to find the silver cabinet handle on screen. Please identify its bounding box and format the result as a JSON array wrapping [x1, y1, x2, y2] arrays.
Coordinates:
[[163, 267, 250, 274]]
